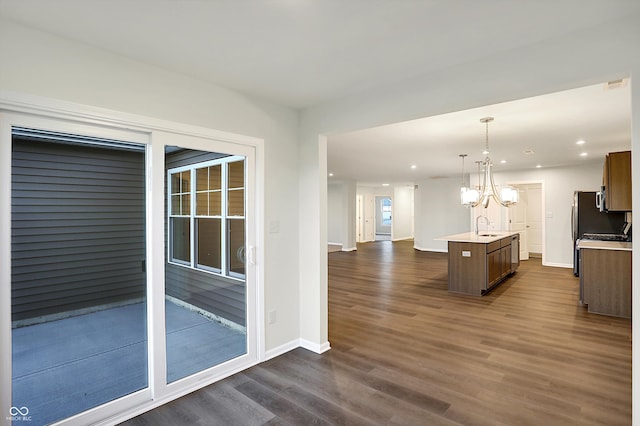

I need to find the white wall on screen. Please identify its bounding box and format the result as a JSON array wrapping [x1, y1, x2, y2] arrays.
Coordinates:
[[327, 183, 344, 245], [414, 178, 471, 251], [413, 161, 605, 267], [327, 184, 414, 246], [497, 161, 604, 267], [344, 181, 357, 250], [299, 14, 640, 358], [0, 17, 301, 353], [357, 186, 384, 242], [392, 186, 414, 240], [327, 181, 357, 250]]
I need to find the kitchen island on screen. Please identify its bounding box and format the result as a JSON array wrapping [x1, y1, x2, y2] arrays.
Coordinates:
[[437, 232, 520, 296]]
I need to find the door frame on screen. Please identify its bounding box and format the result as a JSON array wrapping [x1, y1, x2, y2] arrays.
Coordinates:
[[356, 194, 364, 243], [374, 195, 393, 238], [0, 92, 265, 425], [506, 180, 545, 264]]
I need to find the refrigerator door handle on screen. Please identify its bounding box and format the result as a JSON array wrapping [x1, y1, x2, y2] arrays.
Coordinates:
[[571, 205, 575, 241]]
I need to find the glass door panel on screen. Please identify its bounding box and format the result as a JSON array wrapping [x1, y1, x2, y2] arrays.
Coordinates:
[[228, 218, 246, 278], [165, 147, 247, 383], [11, 134, 147, 425]]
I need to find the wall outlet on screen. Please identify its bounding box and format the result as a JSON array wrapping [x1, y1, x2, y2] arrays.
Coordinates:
[[268, 310, 277, 324], [462, 250, 471, 257]]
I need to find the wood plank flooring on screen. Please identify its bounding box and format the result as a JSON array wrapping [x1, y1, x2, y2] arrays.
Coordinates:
[[122, 240, 631, 425]]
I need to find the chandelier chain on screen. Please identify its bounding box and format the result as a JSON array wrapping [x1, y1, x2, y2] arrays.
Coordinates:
[[485, 120, 489, 154]]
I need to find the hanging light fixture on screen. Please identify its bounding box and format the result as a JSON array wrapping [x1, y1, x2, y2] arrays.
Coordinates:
[[460, 117, 518, 208], [459, 154, 479, 205]]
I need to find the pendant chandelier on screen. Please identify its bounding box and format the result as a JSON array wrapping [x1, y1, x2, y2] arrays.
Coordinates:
[[460, 117, 518, 208]]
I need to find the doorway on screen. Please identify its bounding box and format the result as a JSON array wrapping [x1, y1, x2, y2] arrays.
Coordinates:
[[10, 133, 149, 425], [375, 196, 392, 241], [508, 183, 544, 261]]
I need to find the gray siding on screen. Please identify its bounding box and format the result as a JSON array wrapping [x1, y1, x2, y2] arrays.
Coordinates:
[[165, 148, 246, 327], [165, 147, 228, 168], [166, 267, 246, 326], [12, 138, 145, 322]]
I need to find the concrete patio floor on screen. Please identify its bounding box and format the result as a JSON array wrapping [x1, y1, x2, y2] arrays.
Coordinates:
[[12, 300, 246, 425]]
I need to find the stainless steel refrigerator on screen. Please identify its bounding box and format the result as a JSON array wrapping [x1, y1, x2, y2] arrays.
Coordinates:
[[572, 191, 626, 276]]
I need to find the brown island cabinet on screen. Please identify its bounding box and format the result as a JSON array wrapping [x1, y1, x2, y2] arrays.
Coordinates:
[[437, 232, 520, 296]]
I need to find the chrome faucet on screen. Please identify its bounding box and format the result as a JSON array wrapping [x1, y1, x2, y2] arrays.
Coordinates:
[[475, 215, 490, 235]]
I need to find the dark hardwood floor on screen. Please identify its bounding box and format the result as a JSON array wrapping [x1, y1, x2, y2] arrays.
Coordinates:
[[122, 240, 631, 425]]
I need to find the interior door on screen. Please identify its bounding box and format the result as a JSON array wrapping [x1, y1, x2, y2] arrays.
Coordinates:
[[509, 188, 529, 261], [363, 194, 375, 241], [526, 186, 543, 254], [375, 196, 392, 236]]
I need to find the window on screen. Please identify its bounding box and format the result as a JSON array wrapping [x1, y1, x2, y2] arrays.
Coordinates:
[[381, 197, 392, 225], [168, 156, 245, 279]]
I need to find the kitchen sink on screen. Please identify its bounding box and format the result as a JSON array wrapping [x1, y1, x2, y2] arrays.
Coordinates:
[[479, 233, 500, 237]]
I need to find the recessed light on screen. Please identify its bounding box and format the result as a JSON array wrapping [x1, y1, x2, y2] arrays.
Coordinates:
[[328, 173, 334, 177], [500, 160, 507, 164], [576, 140, 586, 145], [580, 152, 588, 157], [536, 164, 542, 168], [410, 165, 417, 169], [382, 183, 390, 187]]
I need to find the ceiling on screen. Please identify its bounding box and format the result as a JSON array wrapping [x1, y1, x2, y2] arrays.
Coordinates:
[[1, 0, 638, 109], [0, 1, 636, 185], [328, 82, 631, 185]]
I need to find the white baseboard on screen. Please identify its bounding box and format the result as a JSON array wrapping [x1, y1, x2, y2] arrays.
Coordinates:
[[264, 339, 301, 361], [299, 338, 331, 354], [264, 338, 331, 361], [342, 246, 357, 252], [542, 261, 573, 268], [328, 242, 343, 253], [414, 245, 447, 253]]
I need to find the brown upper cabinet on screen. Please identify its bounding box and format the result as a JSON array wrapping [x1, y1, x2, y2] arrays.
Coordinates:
[[603, 150, 632, 211]]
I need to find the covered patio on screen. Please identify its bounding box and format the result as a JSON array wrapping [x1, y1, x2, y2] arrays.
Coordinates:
[[12, 300, 246, 425]]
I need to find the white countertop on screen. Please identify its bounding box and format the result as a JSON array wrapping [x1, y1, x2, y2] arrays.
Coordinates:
[[436, 231, 519, 243], [577, 239, 632, 251]]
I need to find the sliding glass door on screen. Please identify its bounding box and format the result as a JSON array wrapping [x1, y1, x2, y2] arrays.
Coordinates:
[[165, 147, 248, 383], [10, 130, 148, 425], [1, 106, 259, 425]]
